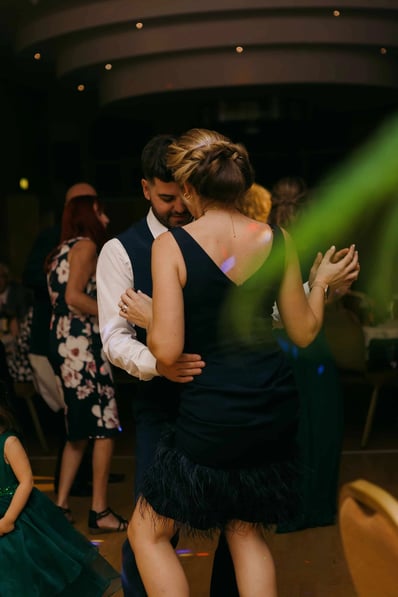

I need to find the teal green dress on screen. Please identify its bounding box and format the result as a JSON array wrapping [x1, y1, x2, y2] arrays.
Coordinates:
[[274, 328, 344, 531], [0, 431, 121, 597]]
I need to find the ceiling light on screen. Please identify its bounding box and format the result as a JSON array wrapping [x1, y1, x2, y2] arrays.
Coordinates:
[[136, 22, 143, 30], [105, 63, 112, 70], [77, 84, 85, 92], [235, 46, 244, 54], [333, 10, 341, 16], [380, 47, 388, 55], [33, 52, 41, 60]]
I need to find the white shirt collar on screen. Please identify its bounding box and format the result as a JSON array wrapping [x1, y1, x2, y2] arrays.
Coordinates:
[[146, 207, 169, 239]]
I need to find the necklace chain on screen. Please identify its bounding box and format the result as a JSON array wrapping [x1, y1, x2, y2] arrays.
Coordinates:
[[202, 207, 236, 238]]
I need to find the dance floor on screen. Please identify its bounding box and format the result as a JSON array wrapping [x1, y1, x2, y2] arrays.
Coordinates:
[[26, 380, 398, 597]]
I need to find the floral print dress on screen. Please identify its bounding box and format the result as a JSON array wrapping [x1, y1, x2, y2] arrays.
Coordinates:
[[47, 237, 120, 441]]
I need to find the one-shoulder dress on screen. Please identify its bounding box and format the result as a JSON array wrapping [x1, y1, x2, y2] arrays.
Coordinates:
[[141, 226, 300, 534], [0, 431, 121, 596]]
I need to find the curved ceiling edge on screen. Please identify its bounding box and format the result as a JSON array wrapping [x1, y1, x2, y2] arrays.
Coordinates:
[[100, 47, 398, 106], [15, 0, 398, 52], [56, 14, 398, 78]]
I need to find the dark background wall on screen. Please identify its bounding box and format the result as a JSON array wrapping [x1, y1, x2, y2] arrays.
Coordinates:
[[1, 0, 398, 289]]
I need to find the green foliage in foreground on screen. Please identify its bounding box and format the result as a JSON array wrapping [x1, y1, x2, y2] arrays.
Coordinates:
[[228, 111, 398, 341]]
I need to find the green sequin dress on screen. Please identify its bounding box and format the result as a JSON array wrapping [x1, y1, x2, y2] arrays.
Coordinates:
[[0, 431, 121, 597]]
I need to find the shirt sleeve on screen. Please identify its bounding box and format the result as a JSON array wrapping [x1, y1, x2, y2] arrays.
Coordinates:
[[96, 238, 159, 381]]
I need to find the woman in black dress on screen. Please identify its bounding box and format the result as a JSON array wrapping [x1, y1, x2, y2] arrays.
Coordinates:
[[120, 129, 359, 596]]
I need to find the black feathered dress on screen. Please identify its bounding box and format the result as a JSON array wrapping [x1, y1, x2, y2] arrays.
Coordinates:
[[140, 226, 300, 535]]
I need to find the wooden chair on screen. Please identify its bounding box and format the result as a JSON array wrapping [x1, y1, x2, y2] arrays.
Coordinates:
[[339, 479, 398, 597], [324, 302, 398, 448], [14, 381, 49, 452]]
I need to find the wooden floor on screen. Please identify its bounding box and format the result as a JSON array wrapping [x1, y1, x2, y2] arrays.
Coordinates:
[[25, 380, 398, 597]]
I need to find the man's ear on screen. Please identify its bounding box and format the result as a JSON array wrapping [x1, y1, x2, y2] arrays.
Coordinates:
[[141, 179, 150, 201]]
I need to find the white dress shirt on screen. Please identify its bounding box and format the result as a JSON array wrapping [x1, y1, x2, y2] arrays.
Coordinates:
[[96, 209, 168, 381]]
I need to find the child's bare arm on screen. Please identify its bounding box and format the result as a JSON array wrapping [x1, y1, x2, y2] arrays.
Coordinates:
[[0, 436, 33, 535]]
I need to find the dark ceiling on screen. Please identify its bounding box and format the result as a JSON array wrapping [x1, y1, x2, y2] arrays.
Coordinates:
[[1, 0, 398, 204]]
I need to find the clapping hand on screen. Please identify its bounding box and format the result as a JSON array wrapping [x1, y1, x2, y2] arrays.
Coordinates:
[[309, 246, 360, 302], [313, 245, 360, 292]]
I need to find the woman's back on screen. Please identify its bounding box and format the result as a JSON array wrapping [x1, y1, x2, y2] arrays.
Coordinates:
[[170, 226, 298, 467]]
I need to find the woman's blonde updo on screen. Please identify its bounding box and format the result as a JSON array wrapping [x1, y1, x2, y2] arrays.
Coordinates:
[[236, 182, 272, 223], [167, 128, 254, 204]]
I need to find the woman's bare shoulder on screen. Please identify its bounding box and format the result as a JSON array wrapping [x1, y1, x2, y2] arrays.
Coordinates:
[[70, 237, 96, 253], [153, 230, 177, 248]]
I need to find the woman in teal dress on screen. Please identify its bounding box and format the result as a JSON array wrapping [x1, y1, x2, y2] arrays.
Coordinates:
[[0, 379, 121, 596], [269, 176, 349, 531], [273, 326, 344, 529]]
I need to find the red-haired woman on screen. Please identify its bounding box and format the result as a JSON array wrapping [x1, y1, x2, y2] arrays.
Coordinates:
[[46, 195, 127, 533]]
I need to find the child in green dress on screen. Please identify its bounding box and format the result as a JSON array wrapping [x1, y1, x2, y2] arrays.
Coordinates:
[[0, 379, 121, 596]]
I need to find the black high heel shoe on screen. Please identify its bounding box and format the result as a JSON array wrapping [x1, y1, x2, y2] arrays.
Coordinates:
[[88, 507, 128, 534]]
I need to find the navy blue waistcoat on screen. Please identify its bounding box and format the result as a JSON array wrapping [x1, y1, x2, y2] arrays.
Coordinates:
[[117, 218, 179, 413], [117, 218, 154, 346]]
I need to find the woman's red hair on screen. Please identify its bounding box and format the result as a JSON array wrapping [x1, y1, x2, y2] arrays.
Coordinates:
[[45, 195, 108, 272], [61, 195, 108, 249]]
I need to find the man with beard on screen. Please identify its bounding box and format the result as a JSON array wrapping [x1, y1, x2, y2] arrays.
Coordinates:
[[97, 134, 239, 597]]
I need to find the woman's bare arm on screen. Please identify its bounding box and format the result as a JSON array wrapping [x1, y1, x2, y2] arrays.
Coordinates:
[[277, 229, 358, 347], [147, 232, 185, 366], [65, 238, 98, 316]]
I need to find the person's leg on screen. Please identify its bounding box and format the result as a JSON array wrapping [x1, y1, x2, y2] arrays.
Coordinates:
[[91, 437, 113, 513], [210, 532, 239, 597], [56, 438, 88, 510], [121, 522, 179, 597], [89, 437, 127, 530], [54, 415, 92, 496], [45, 368, 91, 496], [225, 522, 277, 597], [129, 498, 189, 597], [122, 398, 178, 597], [53, 409, 66, 492], [120, 408, 154, 597], [72, 439, 93, 495], [121, 538, 143, 597]]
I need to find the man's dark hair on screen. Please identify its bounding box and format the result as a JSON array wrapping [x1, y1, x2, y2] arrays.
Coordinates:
[[141, 134, 177, 183]]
